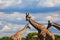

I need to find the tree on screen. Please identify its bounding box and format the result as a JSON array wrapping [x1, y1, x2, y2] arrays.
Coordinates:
[[0, 32, 60, 40], [55, 35, 60, 40], [26, 32, 37, 40], [25, 32, 60, 40], [0, 36, 10, 40], [21, 37, 26, 40]]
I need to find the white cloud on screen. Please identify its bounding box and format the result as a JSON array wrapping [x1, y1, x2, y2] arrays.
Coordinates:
[[25, 0, 39, 2], [0, 21, 25, 32], [0, 12, 26, 33], [31, 12, 60, 22], [0, 21, 3, 25], [46, 16, 52, 20], [0, 33, 11, 38], [0, 12, 60, 27], [46, 13, 60, 21], [0, 0, 60, 9], [0, 25, 10, 32], [3, 25, 10, 30], [38, 0, 60, 7], [12, 24, 24, 31], [18, 0, 22, 4], [0, 12, 25, 21], [0, 0, 22, 8], [9, 12, 25, 21]]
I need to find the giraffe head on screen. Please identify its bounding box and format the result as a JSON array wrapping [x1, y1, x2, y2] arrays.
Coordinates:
[[26, 24, 31, 29], [47, 20, 52, 29], [26, 13, 31, 21]]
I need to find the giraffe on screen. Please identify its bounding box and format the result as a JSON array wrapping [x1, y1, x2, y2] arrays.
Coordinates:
[[26, 13, 55, 40], [47, 20, 60, 30], [10, 24, 30, 40]]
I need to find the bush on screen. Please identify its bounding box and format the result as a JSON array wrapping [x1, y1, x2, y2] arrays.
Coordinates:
[[0, 32, 60, 40], [26, 32, 37, 40], [55, 35, 60, 40], [0, 36, 10, 40], [21, 37, 26, 40], [25, 32, 60, 40]]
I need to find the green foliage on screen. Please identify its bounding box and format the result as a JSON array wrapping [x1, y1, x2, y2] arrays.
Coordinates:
[[26, 32, 37, 40], [0, 32, 60, 40], [0, 36, 10, 40], [26, 32, 60, 40], [55, 35, 60, 40], [21, 37, 26, 40]]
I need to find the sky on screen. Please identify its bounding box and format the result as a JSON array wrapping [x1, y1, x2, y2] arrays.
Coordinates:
[[0, 0, 60, 38]]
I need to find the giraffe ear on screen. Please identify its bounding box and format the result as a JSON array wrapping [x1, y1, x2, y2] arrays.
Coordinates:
[[26, 13, 28, 15], [27, 13, 29, 15], [26, 13, 29, 16]]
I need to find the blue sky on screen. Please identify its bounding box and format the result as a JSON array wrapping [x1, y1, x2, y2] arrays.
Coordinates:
[[0, 0, 60, 37]]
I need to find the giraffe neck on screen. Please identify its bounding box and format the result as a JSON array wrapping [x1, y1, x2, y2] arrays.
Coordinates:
[[28, 18, 46, 31], [18, 26, 27, 34], [11, 26, 28, 39], [52, 23, 60, 30]]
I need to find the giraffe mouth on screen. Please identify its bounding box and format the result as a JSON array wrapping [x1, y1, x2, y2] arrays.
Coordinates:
[[28, 27, 31, 29], [28, 26, 31, 29]]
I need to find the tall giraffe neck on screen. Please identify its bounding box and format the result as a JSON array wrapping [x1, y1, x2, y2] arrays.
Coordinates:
[[18, 25, 28, 34], [10, 25, 29, 40], [52, 23, 60, 30], [28, 18, 46, 31]]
